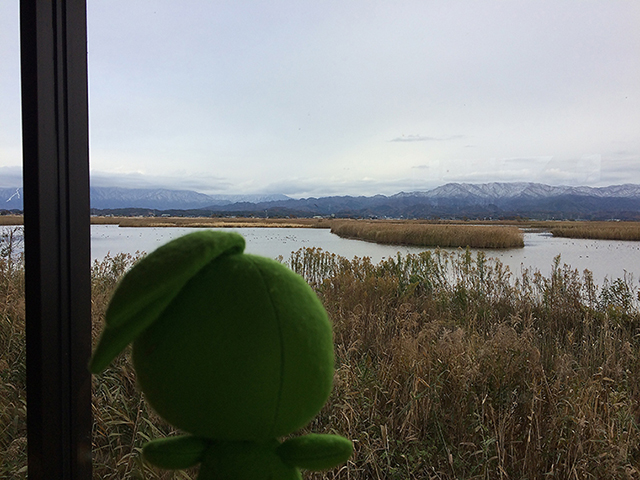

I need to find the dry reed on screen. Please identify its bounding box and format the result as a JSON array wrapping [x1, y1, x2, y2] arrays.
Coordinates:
[[2, 228, 640, 479], [0, 228, 26, 478], [548, 221, 640, 241], [292, 248, 640, 479], [0, 215, 23, 225], [98, 216, 330, 229], [331, 220, 525, 249]]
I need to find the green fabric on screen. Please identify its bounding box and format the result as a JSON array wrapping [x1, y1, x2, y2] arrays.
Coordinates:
[[252, 260, 334, 437], [197, 440, 301, 480], [88, 231, 352, 478], [143, 435, 207, 469], [90, 231, 245, 372], [131, 253, 333, 439], [278, 434, 353, 471]]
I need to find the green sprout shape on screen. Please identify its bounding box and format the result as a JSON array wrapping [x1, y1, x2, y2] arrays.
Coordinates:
[[90, 231, 352, 480]]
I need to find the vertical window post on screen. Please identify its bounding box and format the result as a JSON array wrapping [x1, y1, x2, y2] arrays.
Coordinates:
[[20, 0, 92, 478]]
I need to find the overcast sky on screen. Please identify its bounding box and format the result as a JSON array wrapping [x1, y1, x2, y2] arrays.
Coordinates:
[[1, 1, 639, 198]]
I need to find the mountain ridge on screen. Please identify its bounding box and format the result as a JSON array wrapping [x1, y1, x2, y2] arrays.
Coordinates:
[[2, 182, 640, 220], [199, 182, 640, 220], [394, 182, 640, 200], [0, 186, 290, 210]]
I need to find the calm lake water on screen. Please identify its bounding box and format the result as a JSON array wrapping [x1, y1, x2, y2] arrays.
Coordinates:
[[91, 225, 640, 286]]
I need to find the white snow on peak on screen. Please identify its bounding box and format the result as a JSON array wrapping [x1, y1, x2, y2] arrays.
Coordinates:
[[396, 182, 640, 199]]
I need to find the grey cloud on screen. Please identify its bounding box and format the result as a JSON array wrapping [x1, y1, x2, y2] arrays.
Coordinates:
[[90, 171, 233, 194], [610, 150, 639, 159], [261, 177, 442, 199], [390, 135, 466, 143], [0, 167, 237, 194], [0, 166, 23, 187], [596, 157, 640, 185]]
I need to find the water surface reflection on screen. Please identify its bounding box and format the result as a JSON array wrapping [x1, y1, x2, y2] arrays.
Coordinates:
[[91, 225, 640, 286]]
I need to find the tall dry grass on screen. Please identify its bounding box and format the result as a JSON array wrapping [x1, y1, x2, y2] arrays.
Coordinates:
[[99, 216, 331, 229], [89, 251, 200, 479], [0, 215, 23, 226], [331, 220, 525, 249], [290, 248, 640, 479], [0, 232, 194, 480], [548, 221, 640, 241], [0, 227, 26, 477], [2, 228, 640, 479]]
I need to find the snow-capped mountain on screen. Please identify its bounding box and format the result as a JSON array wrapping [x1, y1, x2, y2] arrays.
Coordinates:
[[394, 182, 640, 201], [89, 187, 291, 210], [1, 182, 640, 220], [0, 186, 291, 211], [89, 187, 217, 209], [236, 182, 640, 220], [0, 187, 23, 210]]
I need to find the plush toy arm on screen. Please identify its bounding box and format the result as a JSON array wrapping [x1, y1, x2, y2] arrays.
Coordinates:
[[142, 434, 208, 470], [277, 434, 353, 471]]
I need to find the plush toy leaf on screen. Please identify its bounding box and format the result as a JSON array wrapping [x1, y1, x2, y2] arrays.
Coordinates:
[[143, 435, 208, 469], [277, 434, 353, 471], [89, 231, 245, 373]]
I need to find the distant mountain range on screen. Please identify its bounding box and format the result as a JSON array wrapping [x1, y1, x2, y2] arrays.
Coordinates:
[[0, 186, 289, 211], [88, 187, 290, 210], [202, 182, 640, 220], [2, 182, 640, 220]]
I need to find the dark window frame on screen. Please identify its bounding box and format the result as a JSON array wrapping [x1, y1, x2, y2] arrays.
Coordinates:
[[20, 0, 93, 478]]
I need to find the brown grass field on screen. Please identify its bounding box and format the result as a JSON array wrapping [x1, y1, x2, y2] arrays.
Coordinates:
[[4, 215, 640, 243], [0, 215, 23, 225], [2, 225, 640, 479], [92, 216, 331, 228], [0, 215, 330, 228], [330, 220, 525, 249], [543, 221, 640, 241]]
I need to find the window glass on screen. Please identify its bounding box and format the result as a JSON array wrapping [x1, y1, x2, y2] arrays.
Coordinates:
[[2, 2, 639, 478], [86, 4, 640, 479], [0, 3, 25, 477], [0, 0, 21, 191]]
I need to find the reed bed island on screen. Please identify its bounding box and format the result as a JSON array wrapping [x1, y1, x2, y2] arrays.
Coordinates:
[[330, 220, 525, 248], [2, 225, 639, 478], [544, 220, 640, 241], [3, 214, 640, 243]]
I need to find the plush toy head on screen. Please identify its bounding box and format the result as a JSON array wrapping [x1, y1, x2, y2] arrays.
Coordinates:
[[90, 231, 351, 479]]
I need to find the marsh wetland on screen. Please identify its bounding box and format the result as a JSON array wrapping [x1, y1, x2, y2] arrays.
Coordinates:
[[90, 221, 640, 287], [2, 220, 640, 478]]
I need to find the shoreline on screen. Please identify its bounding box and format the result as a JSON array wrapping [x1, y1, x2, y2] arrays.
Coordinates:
[[3, 215, 640, 242], [94, 216, 331, 228], [0, 215, 330, 229]]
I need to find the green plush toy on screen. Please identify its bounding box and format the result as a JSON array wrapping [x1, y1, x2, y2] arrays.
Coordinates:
[[90, 231, 352, 479]]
